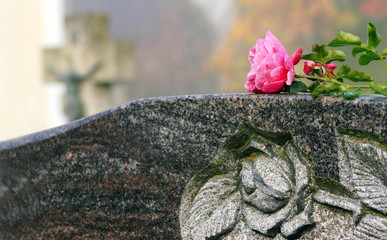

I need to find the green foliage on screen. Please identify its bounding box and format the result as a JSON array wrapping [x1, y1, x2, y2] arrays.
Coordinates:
[[286, 80, 308, 93], [311, 83, 346, 98], [312, 44, 329, 57], [367, 23, 381, 49], [307, 81, 320, 91], [370, 82, 387, 95], [324, 49, 346, 63], [351, 44, 368, 57], [342, 88, 362, 99], [296, 22, 387, 99], [301, 48, 346, 64], [358, 52, 380, 65], [327, 23, 384, 66], [301, 53, 323, 63], [337, 65, 373, 82], [337, 65, 351, 77], [327, 31, 361, 47]]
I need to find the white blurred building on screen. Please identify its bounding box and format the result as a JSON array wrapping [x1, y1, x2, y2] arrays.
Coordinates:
[[0, 0, 47, 141]]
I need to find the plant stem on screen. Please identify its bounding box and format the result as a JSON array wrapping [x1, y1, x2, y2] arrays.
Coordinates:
[[358, 93, 374, 96], [347, 85, 370, 89], [379, 56, 387, 72], [296, 74, 371, 89], [295, 74, 326, 81]]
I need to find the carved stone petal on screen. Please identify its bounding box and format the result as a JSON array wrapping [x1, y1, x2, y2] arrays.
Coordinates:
[[240, 161, 255, 189], [244, 135, 283, 159], [243, 197, 296, 237], [252, 155, 293, 197], [351, 215, 387, 240], [189, 176, 240, 240], [240, 160, 290, 213], [242, 184, 289, 213], [340, 136, 387, 213], [284, 141, 311, 193], [280, 199, 315, 238]]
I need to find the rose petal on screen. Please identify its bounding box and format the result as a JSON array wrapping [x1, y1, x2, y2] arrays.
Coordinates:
[[262, 80, 286, 93], [264, 41, 274, 54], [286, 68, 294, 86], [245, 67, 259, 92], [326, 62, 337, 76], [265, 30, 287, 54], [271, 66, 287, 80], [303, 60, 316, 75], [255, 63, 268, 90], [272, 52, 284, 67], [291, 48, 303, 65], [248, 47, 256, 63]]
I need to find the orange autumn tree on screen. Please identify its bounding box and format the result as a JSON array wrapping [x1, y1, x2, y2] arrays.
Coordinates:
[[212, 0, 359, 92]]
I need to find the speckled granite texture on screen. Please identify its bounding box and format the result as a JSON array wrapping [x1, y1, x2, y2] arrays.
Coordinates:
[[0, 94, 386, 239]]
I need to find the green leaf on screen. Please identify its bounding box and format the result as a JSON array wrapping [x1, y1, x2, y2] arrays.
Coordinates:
[[342, 88, 362, 99], [382, 48, 387, 57], [311, 83, 346, 98], [289, 80, 308, 93], [337, 65, 351, 77], [358, 52, 380, 65], [367, 22, 382, 49], [312, 44, 329, 58], [300, 53, 322, 63], [324, 49, 346, 63], [352, 44, 369, 57], [345, 70, 373, 82], [307, 81, 320, 91], [337, 65, 374, 82], [370, 82, 387, 96], [327, 31, 362, 47]]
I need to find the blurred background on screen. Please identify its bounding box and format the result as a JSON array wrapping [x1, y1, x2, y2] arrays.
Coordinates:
[[0, 0, 386, 141]]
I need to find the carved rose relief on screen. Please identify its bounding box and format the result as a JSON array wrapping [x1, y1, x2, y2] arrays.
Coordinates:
[[239, 139, 314, 238], [179, 123, 387, 240]]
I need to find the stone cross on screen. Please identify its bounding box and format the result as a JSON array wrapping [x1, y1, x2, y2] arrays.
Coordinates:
[[48, 62, 101, 121]]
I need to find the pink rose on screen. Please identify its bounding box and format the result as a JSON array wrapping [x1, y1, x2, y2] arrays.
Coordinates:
[[303, 60, 337, 77], [245, 31, 303, 93]]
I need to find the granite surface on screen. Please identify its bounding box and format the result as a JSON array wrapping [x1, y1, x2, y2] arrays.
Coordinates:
[[0, 93, 386, 239]]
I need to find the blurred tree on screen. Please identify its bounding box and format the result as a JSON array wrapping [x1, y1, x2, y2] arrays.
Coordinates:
[[358, 0, 387, 19], [211, 0, 360, 92]]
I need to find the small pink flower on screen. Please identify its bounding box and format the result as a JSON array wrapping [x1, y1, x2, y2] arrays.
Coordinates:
[[325, 62, 337, 76], [291, 48, 303, 65], [245, 31, 302, 93], [303, 60, 318, 76], [303, 61, 337, 77]]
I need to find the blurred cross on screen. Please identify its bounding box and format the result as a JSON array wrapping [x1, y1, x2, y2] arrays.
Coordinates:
[[48, 62, 101, 121]]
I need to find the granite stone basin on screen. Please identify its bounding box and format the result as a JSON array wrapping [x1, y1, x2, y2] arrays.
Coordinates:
[[0, 94, 386, 239]]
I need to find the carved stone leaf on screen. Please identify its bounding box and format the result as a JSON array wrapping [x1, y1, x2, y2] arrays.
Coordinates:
[[189, 176, 240, 240], [351, 215, 387, 240], [341, 136, 387, 213]]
